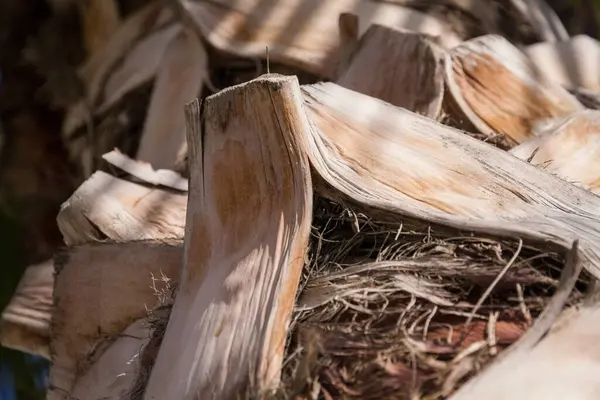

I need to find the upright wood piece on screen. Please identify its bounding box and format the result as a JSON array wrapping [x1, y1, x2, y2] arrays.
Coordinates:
[[337, 24, 445, 119], [144, 75, 313, 399]]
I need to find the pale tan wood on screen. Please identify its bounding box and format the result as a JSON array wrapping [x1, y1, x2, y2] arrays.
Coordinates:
[[144, 75, 313, 399], [449, 305, 600, 399], [78, 0, 121, 56], [57, 170, 187, 246], [136, 28, 207, 169], [337, 24, 445, 118], [511, 110, 600, 194], [179, 0, 462, 79], [445, 34, 583, 146], [301, 82, 600, 279], [48, 241, 182, 400], [525, 35, 600, 93], [102, 149, 188, 191], [0, 259, 53, 359]]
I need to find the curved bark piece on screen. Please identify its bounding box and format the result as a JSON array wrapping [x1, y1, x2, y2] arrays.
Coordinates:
[[57, 170, 187, 245], [337, 24, 445, 119], [301, 82, 600, 278], [525, 35, 600, 93], [144, 75, 313, 399], [511, 110, 600, 194], [178, 0, 461, 79], [136, 28, 207, 169], [0, 259, 53, 359], [445, 34, 583, 146], [48, 241, 182, 400]]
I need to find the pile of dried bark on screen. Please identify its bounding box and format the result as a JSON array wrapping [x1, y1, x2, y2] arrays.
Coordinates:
[[4, 0, 600, 399]]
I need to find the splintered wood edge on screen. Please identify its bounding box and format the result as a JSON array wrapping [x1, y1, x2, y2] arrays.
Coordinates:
[[144, 73, 313, 399], [48, 241, 183, 399]]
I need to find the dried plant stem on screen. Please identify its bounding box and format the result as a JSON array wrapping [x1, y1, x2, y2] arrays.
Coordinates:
[[463, 239, 523, 329]]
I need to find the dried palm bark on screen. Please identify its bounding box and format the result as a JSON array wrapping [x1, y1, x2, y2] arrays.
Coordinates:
[[445, 34, 583, 147], [301, 82, 600, 279], [0, 259, 53, 359], [283, 199, 576, 399], [337, 24, 445, 119], [525, 35, 600, 93], [511, 110, 600, 194], [57, 169, 187, 246], [144, 75, 313, 399], [48, 241, 182, 400]]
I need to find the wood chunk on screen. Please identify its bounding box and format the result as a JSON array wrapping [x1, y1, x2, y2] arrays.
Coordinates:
[[102, 149, 188, 191], [136, 28, 207, 169], [511, 110, 600, 194], [445, 34, 583, 146], [301, 82, 600, 279], [0, 259, 53, 359], [337, 24, 445, 119], [179, 0, 462, 79], [48, 241, 182, 400], [144, 75, 313, 399], [525, 35, 600, 93], [57, 170, 187, 245]]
